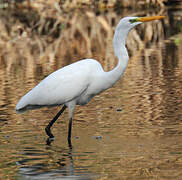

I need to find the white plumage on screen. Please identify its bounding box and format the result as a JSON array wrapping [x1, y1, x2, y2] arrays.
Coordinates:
[[16, 59, 101, 110]]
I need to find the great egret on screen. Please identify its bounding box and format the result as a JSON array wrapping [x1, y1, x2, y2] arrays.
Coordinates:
[[16, 16, 165, 142]]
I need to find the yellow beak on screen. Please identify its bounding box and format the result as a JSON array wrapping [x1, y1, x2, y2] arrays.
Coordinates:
[[138, 16, 165, 22]]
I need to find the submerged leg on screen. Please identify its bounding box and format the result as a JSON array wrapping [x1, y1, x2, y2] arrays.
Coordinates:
[[45, 105, 67, 139]]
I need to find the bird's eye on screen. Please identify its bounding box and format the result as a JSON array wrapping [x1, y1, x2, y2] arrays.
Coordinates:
[[129, 19, 137, 23]]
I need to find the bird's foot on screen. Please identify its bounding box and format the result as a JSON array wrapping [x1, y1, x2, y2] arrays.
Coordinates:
[[45, 126, 54, 139], [46, 137, 54, 145]]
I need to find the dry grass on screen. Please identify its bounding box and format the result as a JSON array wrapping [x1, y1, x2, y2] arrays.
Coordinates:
[[0, 0, 167, 75]]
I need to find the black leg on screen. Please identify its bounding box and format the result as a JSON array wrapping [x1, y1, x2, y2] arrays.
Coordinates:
[[67, 117, 72, 146], [66, 102, 76, 144], [45, 105, 67, 139], [68, 118, 72, 140], [67, 138, 72, 148]]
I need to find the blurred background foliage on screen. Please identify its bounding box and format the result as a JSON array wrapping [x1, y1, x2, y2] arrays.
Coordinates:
[[0, 0, 181, 74]]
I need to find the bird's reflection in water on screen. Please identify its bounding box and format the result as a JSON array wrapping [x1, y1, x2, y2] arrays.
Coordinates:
[[16, 140, 96, 180]]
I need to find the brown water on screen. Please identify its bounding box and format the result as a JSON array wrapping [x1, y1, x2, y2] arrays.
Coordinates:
[[0, 7, 182, 180]]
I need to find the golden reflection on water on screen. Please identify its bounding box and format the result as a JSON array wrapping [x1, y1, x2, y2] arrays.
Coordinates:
[[0, 8, 182, 180]]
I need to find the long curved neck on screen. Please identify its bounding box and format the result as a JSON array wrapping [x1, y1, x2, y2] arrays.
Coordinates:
[[104, 28, 129, 88], [113, 27, 128, 58]]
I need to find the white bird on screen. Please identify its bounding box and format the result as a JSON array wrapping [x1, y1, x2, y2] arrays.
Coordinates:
[[16, 16, 165, 142]]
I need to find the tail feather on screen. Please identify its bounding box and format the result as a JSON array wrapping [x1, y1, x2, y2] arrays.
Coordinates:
[[16, 104, 45, 114], [15, 107, 27, 114]]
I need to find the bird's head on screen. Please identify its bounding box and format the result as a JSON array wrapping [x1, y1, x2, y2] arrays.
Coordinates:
[[116, 16, 165, 32], [113, 15, 165, 57]]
